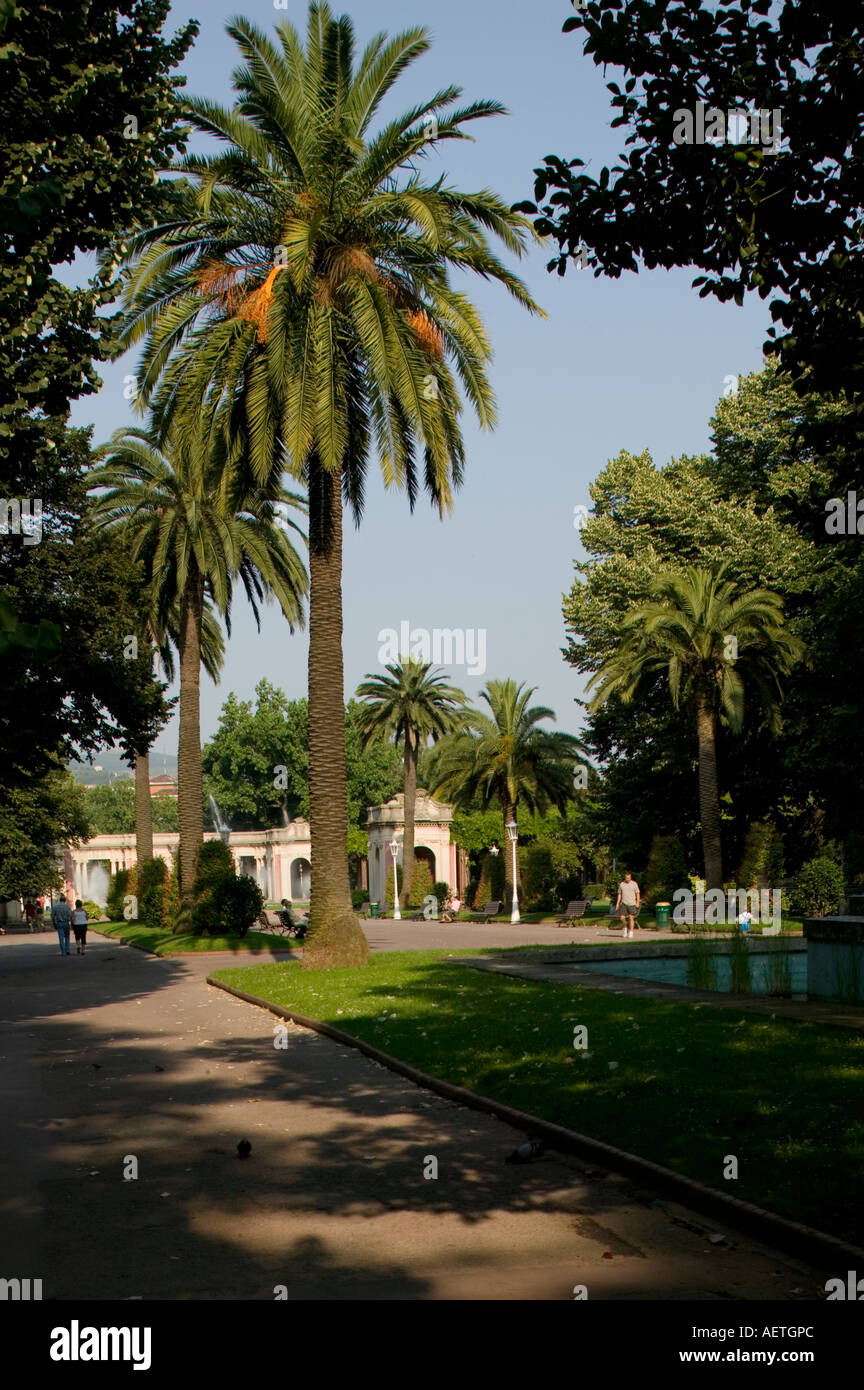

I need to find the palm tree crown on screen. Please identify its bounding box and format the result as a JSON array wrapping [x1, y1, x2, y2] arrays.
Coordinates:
[[112, 2, 543, 961], [355, 658, 470, 906], [88, 423, 307, 904], [427, 678, 583, 904], [586, 563, 802, 888]]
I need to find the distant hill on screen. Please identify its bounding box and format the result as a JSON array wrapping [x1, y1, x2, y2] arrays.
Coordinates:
[[69, 749, 178, 786]]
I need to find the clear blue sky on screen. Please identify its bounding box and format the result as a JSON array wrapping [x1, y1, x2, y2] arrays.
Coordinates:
[[70, 0, 769, 754]]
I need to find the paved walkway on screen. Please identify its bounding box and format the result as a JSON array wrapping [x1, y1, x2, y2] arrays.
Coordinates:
[[361, 917, 682, 950], [0, 930, 828, 1300]]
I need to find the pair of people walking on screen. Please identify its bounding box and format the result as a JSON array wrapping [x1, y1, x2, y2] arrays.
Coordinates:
[[51, 899, 89, 955]]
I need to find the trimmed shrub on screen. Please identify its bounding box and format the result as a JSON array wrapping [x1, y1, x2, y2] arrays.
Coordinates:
[[190, 841, 235, 934], [472, 849, 505, 907], [351, 888, 370, 910], [520, 839, 583, 912], [407, 860, 434, 909], [792, 856, 845, 918], [82, 900, 103, 921], [432, 881, 450, 913], [189, 841, 264, 935], [106, 868, 129, 922], [737, 820, 784, 888], [520, 841, 556, 912], [215, 875, 263, 937], [643, 835, 688, 910], [139, 857, 168, 930]]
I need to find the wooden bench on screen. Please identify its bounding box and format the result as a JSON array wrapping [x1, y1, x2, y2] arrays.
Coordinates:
[[555, 899, 590, 926], [257, 909, 290, 935], [257, 908, 308, 937], [470, 900, 501, 922]]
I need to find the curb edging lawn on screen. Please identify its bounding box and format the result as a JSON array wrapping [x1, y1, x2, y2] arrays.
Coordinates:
[[94, 925, 298, 958], [206, 973, 864, 1274]]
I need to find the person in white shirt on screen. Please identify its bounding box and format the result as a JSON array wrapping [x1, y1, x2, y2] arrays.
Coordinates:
[[615, 872, 641, 939], [71, 900, 89, 955]]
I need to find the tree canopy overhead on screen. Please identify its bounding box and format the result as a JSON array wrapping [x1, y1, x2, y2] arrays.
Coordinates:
[[518, 0, 864, 405], [0, 0, 198, 495], [564, 365, 864, 879]]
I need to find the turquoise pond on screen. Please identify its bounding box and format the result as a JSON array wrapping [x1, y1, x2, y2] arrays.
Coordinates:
[[574, 950, 807, 997]]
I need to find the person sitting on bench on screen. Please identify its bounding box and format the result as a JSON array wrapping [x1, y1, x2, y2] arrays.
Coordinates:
[[280, 899, 307, 940]]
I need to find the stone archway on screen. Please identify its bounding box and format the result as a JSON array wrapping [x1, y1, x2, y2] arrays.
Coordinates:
[[413, 845, 436, 884]]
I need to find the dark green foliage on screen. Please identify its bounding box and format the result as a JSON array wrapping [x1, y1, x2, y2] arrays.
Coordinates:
[[138, 857, 168, 930], [432, 881, 450, 913], [106, 867, 129, 922], [643, 835, 689, 910], [472, 849, 505, 908], [0, 449, 172, 794], [792, 857, 845, 918], [195, 839, 234, 881], [201, 687, 402, 832], [82, 779, 179, 834], [0, 2, 193, 796], [522, 2, 864, 409], [202, 681, 310, 829], [736, 821, 784, 888], [0, 770, 89, 899], [213, 875, 264, 938], [561, 368, 864, 877], [190, 840, 262, 935], [351, 888, 370, 910], [520, 838, 583, 911], [0, 0, 198, 497], [82, 900, 103, 922]]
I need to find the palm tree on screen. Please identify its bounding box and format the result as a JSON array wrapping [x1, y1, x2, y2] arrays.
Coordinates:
[[586, 564, 803, 890], [88, 424, 307, 910], [132, 602, 225, 867], [354, 659, 469, 908], [115, 3, 543, 964], [427, 679, 582, 908]]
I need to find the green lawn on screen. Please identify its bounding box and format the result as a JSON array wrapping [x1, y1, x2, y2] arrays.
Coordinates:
[[96, 921, 293, 956], [212, 948, 864, 1245]]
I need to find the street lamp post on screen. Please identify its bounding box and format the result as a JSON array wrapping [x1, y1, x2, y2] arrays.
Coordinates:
[[389, 838, 401, 921], [506, 820, 520, 924]]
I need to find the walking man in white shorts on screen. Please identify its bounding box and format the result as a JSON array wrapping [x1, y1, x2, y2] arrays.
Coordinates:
[[615, 872, 641, 938]]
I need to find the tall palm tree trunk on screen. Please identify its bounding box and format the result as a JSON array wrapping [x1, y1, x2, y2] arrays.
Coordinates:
[[304, 455, 369, 966], [501, 797, 519, 910], [177, 560, 205, 909], [135, 750, 154, 866], [696, 695, 724, 891], [401, 731, 418, 910]]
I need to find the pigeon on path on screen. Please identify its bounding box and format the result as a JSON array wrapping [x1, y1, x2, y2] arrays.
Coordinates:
[[237, 1139, 252, 1159], [505, 1139, 545, 1164]]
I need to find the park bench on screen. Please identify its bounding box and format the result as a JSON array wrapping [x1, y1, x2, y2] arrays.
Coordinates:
[[470, 900, 501, 922], [257, 908, 308, 937], [555, 899, 590, 926], [257, 909, 290, 935]]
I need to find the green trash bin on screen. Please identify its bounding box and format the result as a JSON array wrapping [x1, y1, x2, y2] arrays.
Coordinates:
[[655, 901, 671, 930], [369, 902, 380, 919]]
